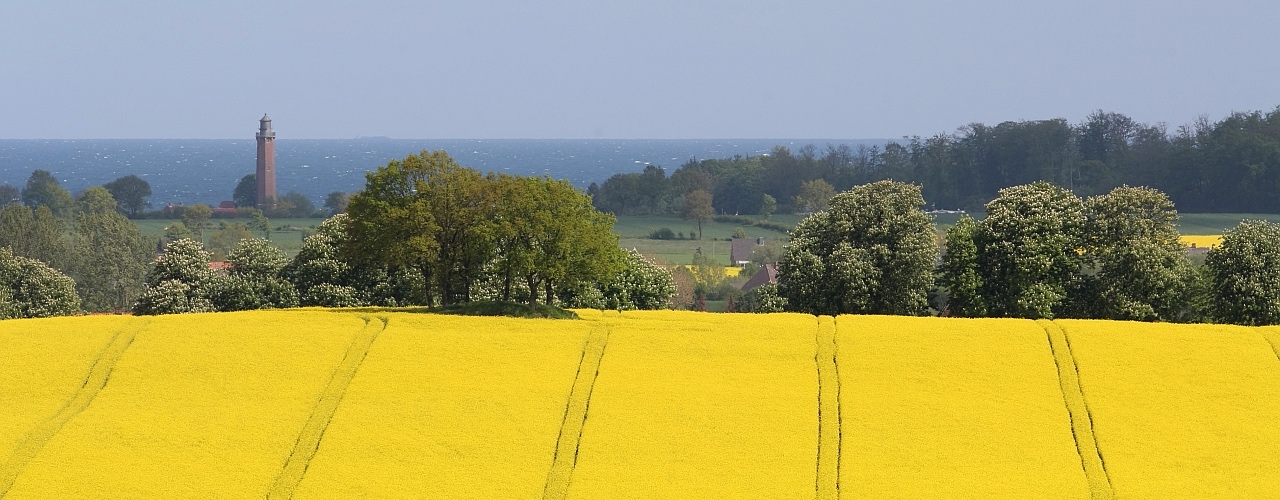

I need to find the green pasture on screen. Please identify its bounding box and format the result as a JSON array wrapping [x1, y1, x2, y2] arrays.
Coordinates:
[[128, 212, 1277, 266]]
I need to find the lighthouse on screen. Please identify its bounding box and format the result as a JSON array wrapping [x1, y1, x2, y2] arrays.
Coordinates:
[[255, 114, 277, 209]]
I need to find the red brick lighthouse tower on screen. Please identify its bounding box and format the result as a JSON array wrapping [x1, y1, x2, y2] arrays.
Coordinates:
[[255, 114, 277, 209]]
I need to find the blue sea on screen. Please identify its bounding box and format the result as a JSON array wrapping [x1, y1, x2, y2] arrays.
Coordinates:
[[0, 139, 884, 206]]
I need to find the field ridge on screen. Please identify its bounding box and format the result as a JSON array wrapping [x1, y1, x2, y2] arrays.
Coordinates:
[[0, 318, 149, 498], [266, 315, 387, 500], [542, 320, 611, 500], [1040, 320, 1113, 500], [815, 316, 841, 500]]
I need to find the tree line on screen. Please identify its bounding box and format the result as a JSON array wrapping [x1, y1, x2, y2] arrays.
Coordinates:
[[590, 105, 1280, 215], [0, 150, 677, 318], [745, 179, 1280, 326]]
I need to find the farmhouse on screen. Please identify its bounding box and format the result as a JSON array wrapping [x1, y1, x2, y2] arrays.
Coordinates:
[[730, 237, 765, 266]]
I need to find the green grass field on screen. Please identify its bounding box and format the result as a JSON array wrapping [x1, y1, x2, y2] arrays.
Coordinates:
[[133, 218, 327, 257], [129, 212, 1278, 265]]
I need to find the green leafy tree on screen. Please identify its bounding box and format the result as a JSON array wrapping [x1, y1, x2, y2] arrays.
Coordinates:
[[0, 184, 20, 206], [975, 181, 1086, 318], [681, 189, 714, 240], [207, 222, 254, 261], [76, 186, 117, 216], [778, 180, 937, 316], [346, 150, 488, 306], [180, 203, 213, 242], [233, 174, 256, 208], [938, 215, 986, 317], [1083, 186, 1196, 321], [163, 222, 194, 244], [208, 238, 298, 311], [0, 204, 69, 271], [742, 282, 787, 313], [793, 178, 837, 213], [284, 214, 422, 307], [324, 191, 349, 215], [272, 191, 317, 218], [21, 170, 74, 217], [596, 249, 675, 310], [248, 210, 271, 240], [69, 188, 151, 312], [102, 175, 152, 216], [0, 246, 80, 318], [133, 238, 216, 315], [760, 193, 777, 219], [1205, 220, 1280, 325]]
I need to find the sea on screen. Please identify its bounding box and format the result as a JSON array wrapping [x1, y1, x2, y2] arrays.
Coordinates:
[[0, 139, 885, 206]]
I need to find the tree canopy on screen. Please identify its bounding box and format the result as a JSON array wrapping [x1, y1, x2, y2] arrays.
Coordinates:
[[778, 180, 937, 316]]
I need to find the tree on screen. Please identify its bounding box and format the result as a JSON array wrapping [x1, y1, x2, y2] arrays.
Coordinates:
[[207, 222, 254, 260], [272, 191, 317, 218], [975, 182, 1086, 318], [233, 174, 257, 208], [742, 283, 787, 313], [21, 170, 74, 217], [1083, 186, 1195, 321], [596, 249, 675, 310], [76, 186, 117, 216], [163, 222, 194, 244], [0, 246, 80, 318], [760, 193, 777, 219], [0, 185, 20, 206], [208, 238, 298, 311], [69, 189, 151, 312], [324, 191, 349, 215], [133, 238, 216, 315], [0, 204, 68, 271], [1205, 220, 1280, 325], [180, 203, 213, 242], [102, 175, 152, 216], [778, 180, 937, 316], [793, 178, 836, 213], [938, 215, 986, 317], [681, 189, 714, 240], [248, 210, 271, 240]]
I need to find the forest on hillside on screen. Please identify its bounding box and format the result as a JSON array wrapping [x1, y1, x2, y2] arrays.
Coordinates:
[[590, 106, 1280, 215]]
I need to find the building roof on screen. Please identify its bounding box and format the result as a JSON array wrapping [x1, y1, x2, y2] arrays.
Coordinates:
[[739, 263, 778, 292], [730, 237, 765, 265]]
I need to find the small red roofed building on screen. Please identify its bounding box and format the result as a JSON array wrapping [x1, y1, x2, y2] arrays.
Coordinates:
[[213, 201, 238, 215], [730, 237, 765, 266], [739, 263, 778, 292]]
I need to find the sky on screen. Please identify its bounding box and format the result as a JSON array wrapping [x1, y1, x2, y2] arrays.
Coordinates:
[[1, 0, 1278, 139]]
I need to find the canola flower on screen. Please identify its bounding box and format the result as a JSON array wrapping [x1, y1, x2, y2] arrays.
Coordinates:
[[4, 310, 1280, 499], [1179, 235, 1222, 249], [1057, 320, 1280, 499], [293, 313, 595, 499], [3, 311, 364, 499], [565, 311, 819, 499], [837, 315, 1090, 498]]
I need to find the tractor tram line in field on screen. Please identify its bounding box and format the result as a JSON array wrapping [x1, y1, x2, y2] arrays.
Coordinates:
[[1038, 320, 1114, 500], [542, 320, 612, 500], [814, 316, 841, 500], [267, 316, 387, 500], [0, 319, 149, 499], [1261, 330, 1280, 364]]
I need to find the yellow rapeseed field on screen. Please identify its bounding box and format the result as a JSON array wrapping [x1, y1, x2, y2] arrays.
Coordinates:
[[837, 315, 1091, 498], [3, 311, 365, 499], [292, 313, 594, 499], [565, 311, 819, 500], [1056, 320, 1280, 499], [3, 310, 1280, 499], [1179, 234, 1222, 248]]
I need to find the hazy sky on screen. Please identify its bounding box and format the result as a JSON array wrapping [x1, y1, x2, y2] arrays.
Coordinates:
[[2, 1, 1277, 139]]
